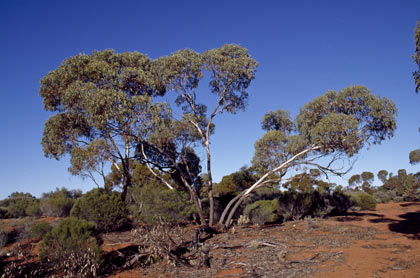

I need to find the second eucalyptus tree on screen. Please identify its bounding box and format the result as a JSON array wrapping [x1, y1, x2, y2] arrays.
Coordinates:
[[218, 85, 397, 227]]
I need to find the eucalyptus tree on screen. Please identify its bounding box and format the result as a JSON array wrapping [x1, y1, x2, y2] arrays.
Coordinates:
[[377, 170, 389, 184], [40, 50, 169, 201], [348, 174, 362, 189], [148, 45, 258, 225], [218, 86, 397, 227]]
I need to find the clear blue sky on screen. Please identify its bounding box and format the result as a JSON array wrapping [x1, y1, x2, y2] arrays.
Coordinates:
[[0, 0, 419, 199]]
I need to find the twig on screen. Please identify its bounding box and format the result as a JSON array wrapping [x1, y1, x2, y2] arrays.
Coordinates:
[[290, 253, 320, 264]]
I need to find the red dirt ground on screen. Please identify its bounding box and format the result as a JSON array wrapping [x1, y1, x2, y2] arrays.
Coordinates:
[[1, 202, 419, 277], [104, 202, 420, 278]]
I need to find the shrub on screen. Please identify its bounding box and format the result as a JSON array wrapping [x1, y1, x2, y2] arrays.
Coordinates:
[[373, 191, 391, 203], [39, 217, 101, 277], [30, 222, 52, 239], [0, 230, 10, 249], [6, 193, 40, 218], [40, 187, 82, 217], [0, 208, 8, 219], [70, 189, 128, 232], [130, 182, 195, 225], [277, 191, 330, 221], [327, 191, 354, 215], [244, 199, 280, 225], [347, 192, 376, 210], [25, 202, 42, 217]]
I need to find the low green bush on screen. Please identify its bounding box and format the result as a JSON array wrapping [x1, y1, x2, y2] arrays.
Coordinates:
[[39, 217, 101, 277], [244, 199, 280, 225], [347, 192, 376, 210], [5, 193, 41, 218], [130, 182, 195, 225], [40, 187, 82, 217], [30, 222, 52, 239], [0, 208, 8, 219], [0, 230, 10, 249], [277, 191, 330, 221], [70, 189, 128, 232], [373, 191, 391, 203], [327, 191, 354, 215]]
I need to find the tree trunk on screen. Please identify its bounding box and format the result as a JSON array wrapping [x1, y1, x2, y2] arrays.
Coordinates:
[[205, 143, 215, 226], [189, 187, 207, 225], [218, 191, 245, 226], [121, 158, 131, 202]]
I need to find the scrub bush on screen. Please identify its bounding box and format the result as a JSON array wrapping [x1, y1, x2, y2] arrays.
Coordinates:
[[130, 182, 195, 225], [5, 193, 41, 218], [40, 187, 82, 217], [373, 191, 391, 203], [244, 199, 280, 225], [39, 217, 101, 278], [30, 222, 52, 239], [347, 192, 376, 210], [70, 189, 128, 232]]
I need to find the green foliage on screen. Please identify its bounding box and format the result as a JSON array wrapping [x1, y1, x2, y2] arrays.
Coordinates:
[[283, 172, 333, 193], [296, 86, 396, 154], [377, 170, 388, 184], [0, 230, 10, 249], [40, 187, 81, 217], [373, 191, 391, 203], [214, 167, 256, 197], [414, 20, 420, 93], [130, 182, 194, 225], [244, 199, 280, 225], [277, 191, 327, 221], [261, 110, 293, 132], [252, 86, 397, 177], [30, 222, 53, 239], [0, 208, 8, 219], [4, 192, 41, 218], [327, 191, 354, 215], [409, 149, 420, 165], [70, 189, 128, 232], [252, 130, 291, 172], [39, 217, 101, 277], [347, 192, 376, 210], [381, 169, 420, 201]]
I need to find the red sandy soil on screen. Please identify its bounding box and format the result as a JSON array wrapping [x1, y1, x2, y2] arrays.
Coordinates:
[[1, 203, 419, 278], [104, 202, 420, 278]]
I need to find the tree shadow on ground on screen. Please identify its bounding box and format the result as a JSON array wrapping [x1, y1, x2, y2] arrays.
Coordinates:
[[369, 218, 397, 224], [334, 212, 385, 222], [388, 211, 420, 240], [400, 203, 420, 207]]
